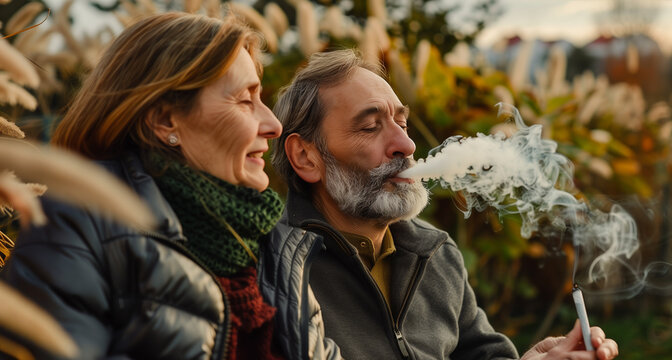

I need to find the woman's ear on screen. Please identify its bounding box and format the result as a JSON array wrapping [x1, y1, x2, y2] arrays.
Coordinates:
[[146, 105, 179, 146], [285, 133, 323, 184]]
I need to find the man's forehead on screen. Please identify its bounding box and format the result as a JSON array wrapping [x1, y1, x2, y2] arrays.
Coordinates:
[[320, 68, 401, 115]]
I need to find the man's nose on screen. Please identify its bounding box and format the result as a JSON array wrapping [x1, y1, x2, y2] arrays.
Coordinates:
[[386, 124, 416, 159]]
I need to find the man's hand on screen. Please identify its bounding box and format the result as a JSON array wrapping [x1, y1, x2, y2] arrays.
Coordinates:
[[521, 320, 618, 359]]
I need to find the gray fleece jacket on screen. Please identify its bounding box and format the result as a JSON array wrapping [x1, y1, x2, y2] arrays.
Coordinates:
[[283, 189, 519, 360]]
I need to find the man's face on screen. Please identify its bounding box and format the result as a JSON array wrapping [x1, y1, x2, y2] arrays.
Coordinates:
[[316, 67, 428, 222]]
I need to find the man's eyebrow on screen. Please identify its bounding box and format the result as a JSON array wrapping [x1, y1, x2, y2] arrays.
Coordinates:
[[352, 106, 384, 122], [399, 105, 410, 118]]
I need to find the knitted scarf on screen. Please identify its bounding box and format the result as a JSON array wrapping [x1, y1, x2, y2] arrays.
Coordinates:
[[147, 154, 284, 277]]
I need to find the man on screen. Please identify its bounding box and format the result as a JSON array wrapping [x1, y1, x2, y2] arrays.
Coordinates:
[[271, 49, 618, 360]]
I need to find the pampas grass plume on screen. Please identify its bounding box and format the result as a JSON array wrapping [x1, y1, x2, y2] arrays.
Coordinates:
[[0, 140, 157, 231], [413, 39, 430, 90], [0, 116, 25, 139], [0, 171, 46, 226], [387, 49, 414, 104], [264, 2, 288, 37], [184, 0, 202, 13], [204, 0, 222, 19], [320, 6, 345, 39], [5, 1, 45, 37], [0, 38, 39, 88], [229, 3, 278, 53], [296, 0, 321, 57], [0, 74, 38, 110], [0, 281, 79, 358], [367, 0, 387, 25]]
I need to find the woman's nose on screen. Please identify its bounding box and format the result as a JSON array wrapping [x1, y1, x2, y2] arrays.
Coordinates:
[[259, 104, 282, 139]]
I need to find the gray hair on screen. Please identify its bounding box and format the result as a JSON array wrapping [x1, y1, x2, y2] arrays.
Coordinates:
[[271, 49, 384, 194]]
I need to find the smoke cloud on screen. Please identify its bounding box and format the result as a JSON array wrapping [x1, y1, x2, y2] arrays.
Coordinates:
[[399, 103, 671, 298]]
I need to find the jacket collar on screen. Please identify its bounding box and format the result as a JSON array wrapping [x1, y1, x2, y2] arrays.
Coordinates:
[[97, 152, 186, 243], [283, 189, 448, 258]]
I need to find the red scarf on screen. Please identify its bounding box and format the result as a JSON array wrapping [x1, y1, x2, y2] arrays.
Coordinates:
[[218, 267, 285, 360]]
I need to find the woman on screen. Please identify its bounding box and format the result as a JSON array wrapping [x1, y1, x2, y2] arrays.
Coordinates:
[[1, 12, 340, 360]]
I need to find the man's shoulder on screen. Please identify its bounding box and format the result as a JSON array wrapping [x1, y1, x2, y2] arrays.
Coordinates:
[[391, 218, 458, 254]]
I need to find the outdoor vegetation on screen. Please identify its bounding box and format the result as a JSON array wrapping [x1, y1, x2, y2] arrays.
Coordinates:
[[1, 0, 671, 358]]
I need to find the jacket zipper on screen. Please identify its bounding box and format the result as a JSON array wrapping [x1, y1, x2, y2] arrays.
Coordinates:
[[298, 229, 326, 360], [304, 222, 420, 360], [140, 230, 231, 359]]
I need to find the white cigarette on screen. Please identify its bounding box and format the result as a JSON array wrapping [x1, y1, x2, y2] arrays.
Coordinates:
[[572, 285, 594, 351]]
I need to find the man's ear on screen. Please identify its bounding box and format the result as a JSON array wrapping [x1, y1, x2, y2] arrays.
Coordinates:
[[285, 133, 323, 184], [146, 104, 179, 145]]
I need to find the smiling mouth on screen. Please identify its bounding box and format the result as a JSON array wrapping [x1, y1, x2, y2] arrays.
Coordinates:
[[247, 152, 264, 159]]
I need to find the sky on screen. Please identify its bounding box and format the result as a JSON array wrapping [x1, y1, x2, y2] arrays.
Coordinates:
[[42, 0, 672, 53], [459, 0, 672, 52]]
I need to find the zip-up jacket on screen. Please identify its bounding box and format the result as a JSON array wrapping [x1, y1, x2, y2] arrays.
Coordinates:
[[283, 190, 520, 360], [1, 153, 231, 359], [258, 222, 343, 360]]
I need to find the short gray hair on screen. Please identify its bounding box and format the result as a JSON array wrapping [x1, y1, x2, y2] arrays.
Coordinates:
[[272, 49, 384, 194]]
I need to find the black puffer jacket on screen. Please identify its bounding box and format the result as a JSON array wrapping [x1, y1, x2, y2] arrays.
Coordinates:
[[1, 153, 230, 359]]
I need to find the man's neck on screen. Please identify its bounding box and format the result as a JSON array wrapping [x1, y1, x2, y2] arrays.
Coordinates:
[[312, 187, 389, 258]]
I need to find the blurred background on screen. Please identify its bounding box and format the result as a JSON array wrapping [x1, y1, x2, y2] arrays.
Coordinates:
[[1, 0, 671, 358]]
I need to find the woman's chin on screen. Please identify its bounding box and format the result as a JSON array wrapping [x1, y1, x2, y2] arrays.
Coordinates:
[[241, 172, 269, 192]]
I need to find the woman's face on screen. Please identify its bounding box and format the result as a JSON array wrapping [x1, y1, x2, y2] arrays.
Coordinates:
[[172, 50, 282, 192]]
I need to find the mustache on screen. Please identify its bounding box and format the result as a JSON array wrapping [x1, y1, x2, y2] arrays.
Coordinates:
[[368, 158, 413, 187]]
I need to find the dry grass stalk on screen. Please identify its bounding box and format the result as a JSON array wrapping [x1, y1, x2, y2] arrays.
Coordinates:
[[413, 39, 430, 90], [119, 0, 147, 19], [296, 0, 321, 57], [53, 0, 91, 68], [360, 17, 389, 65], [229, 3, 278, 53], [507, 40, 533, 91], [204, 0, 222, 19], [0, 171, 46, 227], [184, 0, 203, 13], [493, 85, 514, 107], [0, 74, 38, 110], [13, 26, 53, 55], [137, 0, 158, 14], [320, 6, 345, 39], [367, 0, 387, 25], [0, 282, 79, 358], [0, 139, 157, 231], [5, 2, 45, 37], [387, 49, 414, 104], [0, 116, 25, 138], [264, 3, 288, 37], [444, 42, 470, 67], [0, 38, 39, 88]]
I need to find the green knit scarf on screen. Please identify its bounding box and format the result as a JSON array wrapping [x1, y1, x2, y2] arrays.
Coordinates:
[[147, 154, 284, 277]]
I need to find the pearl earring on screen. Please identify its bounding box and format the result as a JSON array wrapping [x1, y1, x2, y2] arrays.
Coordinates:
[[167, 134, 179, 146]]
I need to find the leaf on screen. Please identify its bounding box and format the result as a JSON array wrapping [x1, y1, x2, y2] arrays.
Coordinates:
[[545, 94, 574, 114], [607, 138, 635, 158], [611, 158, 640, 176]]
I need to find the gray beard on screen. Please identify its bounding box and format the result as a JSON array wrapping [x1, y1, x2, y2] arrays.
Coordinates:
[[321, 151, 429, 223]]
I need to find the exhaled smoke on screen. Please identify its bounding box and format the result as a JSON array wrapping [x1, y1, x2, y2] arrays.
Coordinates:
[[398, 103, 671, 298]]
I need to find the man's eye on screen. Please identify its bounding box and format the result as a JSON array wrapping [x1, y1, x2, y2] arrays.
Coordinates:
[[361, 126, 377, 133]]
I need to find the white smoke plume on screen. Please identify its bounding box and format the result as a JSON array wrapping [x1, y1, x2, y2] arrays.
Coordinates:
[[399, 103, 671, 297]]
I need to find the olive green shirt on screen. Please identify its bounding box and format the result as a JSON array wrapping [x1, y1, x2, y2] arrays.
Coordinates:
[[342, 228, 395, 304]]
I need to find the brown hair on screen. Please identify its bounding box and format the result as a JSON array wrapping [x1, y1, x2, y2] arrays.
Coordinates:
[[52, 12, 261, 160], [271, 49, 384, 194]]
